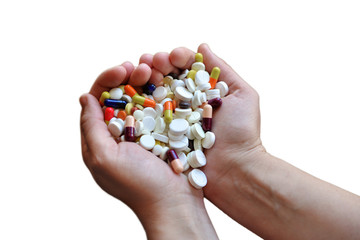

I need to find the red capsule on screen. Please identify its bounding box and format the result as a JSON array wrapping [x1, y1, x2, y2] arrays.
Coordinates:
[[202, 104, 212, 132], [124, 116, 136, 142], [207, 97, 222, 109], [104, 107, 114, 125]]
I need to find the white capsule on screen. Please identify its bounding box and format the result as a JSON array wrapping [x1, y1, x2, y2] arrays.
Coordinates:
[[188, 169, 207, 189]]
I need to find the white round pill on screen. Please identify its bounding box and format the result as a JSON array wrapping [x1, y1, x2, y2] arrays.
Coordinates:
[[155, 104, 163, 118], [196, 82, 211, 91], [140, 135, 155, 150], [152, 144, 163, 156], [195, 70, 210, 86], [175, 86, 193, 102], [188, 150, 206, 168], [215, 81, 229, 97], [135, 121, 144, 137], [178, 152, 189, 171], [142, 116, 156, 132], [191, 123, 205, 139], [188, 169, 207, 189], [169, 119, 189, 136], [170, 79, 185, 92], [167, 131, 185, 141], [108, 121, 123, 137], [152, 86, 167, 102], [187, 111, 201, 124], [109, 88, 123, 99], [154, 117, 166, 133], [191, 62, 206, 71], [143, 107, 157, 119], [175, 108, 192, 118], [202, 131, 216, 149], [133, 110, 144, 121], [169, 136, 188, 151], [185, 78, 196, 93]]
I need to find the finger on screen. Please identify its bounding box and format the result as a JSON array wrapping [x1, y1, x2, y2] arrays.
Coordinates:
[[90, 62, 134, 99], [148, 68, 164, 87], [197, 43, 251, 93], [139, 53, 153, 68], [128, 63, 152, 86], [80, 93, 113, 151], [153, 52, 178, 76], [169, 47, 195, 70]]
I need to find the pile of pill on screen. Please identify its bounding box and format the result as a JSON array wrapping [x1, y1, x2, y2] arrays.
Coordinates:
[[99, 53, 229, 189]]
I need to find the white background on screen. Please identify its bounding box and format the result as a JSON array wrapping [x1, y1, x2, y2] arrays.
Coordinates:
[[1, 0, 359, 239]]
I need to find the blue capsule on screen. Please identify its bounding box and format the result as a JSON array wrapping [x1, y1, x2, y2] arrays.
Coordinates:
[[104, 99, 127, 109], [143, 83, 156, 95]]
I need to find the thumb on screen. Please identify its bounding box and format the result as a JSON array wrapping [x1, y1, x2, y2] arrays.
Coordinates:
[[197, 43, 251, 93]]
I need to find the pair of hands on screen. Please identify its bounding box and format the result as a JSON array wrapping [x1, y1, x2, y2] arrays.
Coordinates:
[[79, 43, 264, 238]]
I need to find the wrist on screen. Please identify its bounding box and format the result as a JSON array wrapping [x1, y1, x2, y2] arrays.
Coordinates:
[[135, 191, 218, 240]]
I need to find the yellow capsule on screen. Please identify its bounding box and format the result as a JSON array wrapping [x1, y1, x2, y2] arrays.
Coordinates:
[[210, 67, 221, 79], [135, 104, 144, 110], [99, 91, 110, 106], [166, 91, 175, 99], [187, 70, 196, 80], [125, 103, 134, 115], [159, 142, 166, 147], [195, 53, 203, 63], [163, 76, 173, 85], [119, 85, 125, 92]]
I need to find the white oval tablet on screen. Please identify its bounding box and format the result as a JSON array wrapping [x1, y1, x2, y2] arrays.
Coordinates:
[[140, 135, 155, 150], [142, 116, 156, 132], [215, 81, 229, 97], [152, 86, 167, 102], [109, 88, 123, 100], [185, 78, 196, 93], [152, 144, 163, 156], [152, 132, 169, 143], [191, 123, 205, 139], [195, 70, 210, 86], [133, 110, 144, 121], [143, 107, 157, 119], [155, 104, 163, 118], [178, 152, 189, 171], [135, 121, 144, 137], [169, 119, 189, 135], [154, 117, 166, 133], [202, 131, 215, 149], [175, 86, 193, 102], [188, 169, 207, 189]]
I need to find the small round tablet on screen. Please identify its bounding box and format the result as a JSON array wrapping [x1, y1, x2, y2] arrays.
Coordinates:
[[133, 110, 144, 121], [175, 108, 192, 118], [202, 131, 215, 149], [185, 78, 196, 93], [187, 111, 201, 124], [152, 144, 163, 156], [175, 86, 193, 102], [142, 116, 156, 132], [143, 107, 157, 119], [188, 169, 207, 189], [195, 70, 210, 86], [152, 86, 167, 102], [191, 62, 206, 72], [154, 117, 166, 133], [191, 123, 205, 139], [188, 150, 206, 168], [140, 135, 155, 150], [215, 81, 229, 97], [169, 119, 189, 136], [169, 135, 188, 151], [109, 88, 123, 100]]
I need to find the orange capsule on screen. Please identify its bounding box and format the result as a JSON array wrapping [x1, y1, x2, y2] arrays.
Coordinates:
[[124, 85, 139, 98], [164, 101, 173, 124]]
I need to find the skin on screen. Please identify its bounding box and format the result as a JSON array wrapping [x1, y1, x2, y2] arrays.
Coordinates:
[[80, 43, 360, 239]]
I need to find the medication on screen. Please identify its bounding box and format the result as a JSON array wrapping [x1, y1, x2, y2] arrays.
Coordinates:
[[174, 86, 193, 102], [187, 150, 206, 168], [142, 116, 156, 132], [154, 117, 166, 133], [202, 131, 215, 149], [195, 70, 210, 86], [179, 69, 189, 80], [143, 107, 157, 119], [104, 107, 114, 125], [209, 67, 221, 89], [124, 116, 136, 142], [215, 81, 229, 97], [169, 119, 189, 136], [195, 53, 203, 63], [125, 103, 134, 115], [163, 101, 173, 124], [139, 135, 155, 150], [185, 78, 196, 93], [191, 123, 205, 140], [99, 91, 110, 106], [207, 97, 222, 109], [192, 62, 205, 71], [125, 84, 156, 108], [109, 87, 123, 100], [188, 169, 207, 189], [167, 149, 184, 174], [108, 119, 124, 137], [152, 132, 169, 143], [104, 99, 127, 109], [152, 144, 163, 156], [187, 70, 196, 80], [117, 110, 127, 120], [179, 101, 191, 109], [152, 86, 167, 102], [202, 104, 213, 132], [178, 152, 189, 171], [135, 120, 144, 137]]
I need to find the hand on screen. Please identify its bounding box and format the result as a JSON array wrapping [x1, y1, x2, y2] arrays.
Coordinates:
[[80, 58, 218, 239]]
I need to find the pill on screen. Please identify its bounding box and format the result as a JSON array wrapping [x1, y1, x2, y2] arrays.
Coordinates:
[[209, 67, 221, 89], [194, 138, 203, 151], [152, 144, 163, 156], [143, 107, 157, 119], [169, 135, 188, 151], [179, 69, 189, 80], [206, 89, 221, 100], [215, 81, 229, 97], [124, 84, 139, 98], [116, 110, 127, 120], [135, 104, 144, 110], [167, 149, 184, 174], [170, 79, 185, 92], [152, 86, 167, 102], [178, 152, 189, 172], [135, 120, 144, 137], [174, 86, 193, 102], [202, 104, 212, 132], [167, 131, 185, 141], [121, 94, 132, 103], [196, 82, 211, 91], [99, 91, 110, 106], [166, 91, 175, 99], [207, 97, 222, 109], [187, 70, 196, 80], [104, 107, 114, 125], [169, 119, 189, 136], [202, 131, 215, 149], [164, 101, 173, 124], [108, 120, 124, 137], [195, 53, 203, 63], [187, 111, 201, 124], [133, 110, 144, 121], [192, 62, 206, 72], [143, 83, 156, 95], [161, 97, 173, 106], [191, 123, 205, 139], [124, 116, 136, 142], [179, 101, 191, 109], [186, 126, 195, 140], [188, 169, 207, 189], [160, 146, 169, 160], [163, 76, 173, 86], [187, 150, 206, 168], [142, 116, 156, 132], [141, 129, 151, 135], [195, 70, 210, 86], [130, 107, 139, 115], [132, 95, 156, 108], [155, 103, 164, 118], [139, 135, 155, 150], [154, 117, 166, 133], [109, 87, 123, 100], [104, 99, 127, 109], [152, 132, 169, 143], [174, 108, 192, 118]]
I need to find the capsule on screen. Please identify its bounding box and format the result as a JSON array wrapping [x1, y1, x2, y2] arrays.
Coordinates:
[[179, 101, 191, 109], [164, 101, 173, 124], [167, 149, 184, 174], [209, 67, 221, 89], [104, 99, 127, 109], [132, 95, 156, 108], [117, 110, 127, 120], [195, 53, 203, 63], [202, 104, 212, 131], [187, 70, 196, 80], [143, 83, 156, 95], [207, 97, 222, 109], [124, 85, 139, 98], [104, 107, 114, 125], [99, 91, 110, 106], [124, 115, 136, 142]]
